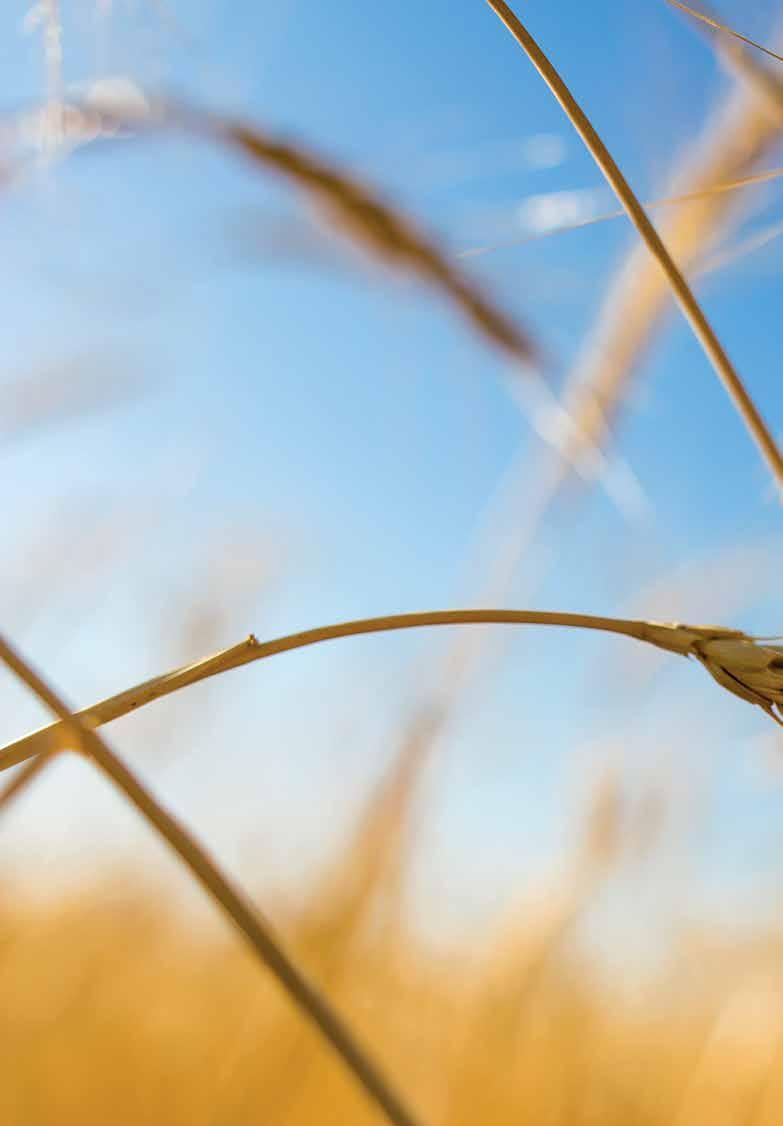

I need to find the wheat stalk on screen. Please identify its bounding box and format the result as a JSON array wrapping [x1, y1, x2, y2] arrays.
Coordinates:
[[543, 52, 783, 504], [0, 611, 780, 780], [665, 0, 783, 64], [483, 0, 783, 497], [459, 164, 783, 258], [360, 54, 783, 900], [699, 216, 783, 277], [0, 631, 423, 1126]]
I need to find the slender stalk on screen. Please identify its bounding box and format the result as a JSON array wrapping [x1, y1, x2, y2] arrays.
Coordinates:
[[698, 217, 783, 277], [0, 749, 54, 812], [666, 0, 783, 64], [483, 0, 783, 497], [0, 632, 423, 1126], [459, 165, 783, 258], [0, 609, 736, 775]]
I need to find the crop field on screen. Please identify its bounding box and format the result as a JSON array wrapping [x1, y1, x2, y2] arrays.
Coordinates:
[[1, 2, 783, 1124]]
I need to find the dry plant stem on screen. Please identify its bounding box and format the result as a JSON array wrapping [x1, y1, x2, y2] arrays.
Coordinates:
[[0, 632, 423, 1126], [460, 164, 783, 258], [698, 216, 783, 277], [0, 749, 54, 813], [666, 0, 783, 63], [374, 56, 783, 898], [483, 0, 783, 496], [0, 610, 745, 775], [544, 36, 783, 503]]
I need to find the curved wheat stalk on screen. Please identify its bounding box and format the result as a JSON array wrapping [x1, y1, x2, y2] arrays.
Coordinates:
[[483, 0, 783, 496], [0, 610, 780, 779], [0, 631, 423, 1126]]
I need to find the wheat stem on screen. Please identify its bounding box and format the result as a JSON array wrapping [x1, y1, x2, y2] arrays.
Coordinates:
[[483, 0, 783, 497], [0, 610, 738, 775], [459, 165, 783, 259], [665, 0, 783, 64], [0, 631, 423, 1126]]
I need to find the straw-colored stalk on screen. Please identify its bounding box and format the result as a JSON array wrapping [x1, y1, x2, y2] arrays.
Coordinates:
[[483, 0, 783, 496], [387, 18, 783, 841], [343, 45, 783, 930], [510, 28, 783, 509], [460, 164, 783, 258], [0, 632, 423, 1126], [666, 0, 783, 64], [698, 216, 783, 277], [1, 611, 781, 782]]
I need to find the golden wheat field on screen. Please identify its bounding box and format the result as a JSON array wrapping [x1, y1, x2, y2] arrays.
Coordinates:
[[3, 0, 783, 1123]]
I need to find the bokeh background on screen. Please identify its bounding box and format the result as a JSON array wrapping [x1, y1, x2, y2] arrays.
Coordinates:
[[2, 2, 783, 1122]]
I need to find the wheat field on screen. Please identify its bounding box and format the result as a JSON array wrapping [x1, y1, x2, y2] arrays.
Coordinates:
[[2, 1, 783, 1123]]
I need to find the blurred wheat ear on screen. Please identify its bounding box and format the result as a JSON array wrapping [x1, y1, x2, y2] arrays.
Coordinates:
[[483, 0, 783, 497], [0, 631, 424, 1126], [79, 92, 541, 374]]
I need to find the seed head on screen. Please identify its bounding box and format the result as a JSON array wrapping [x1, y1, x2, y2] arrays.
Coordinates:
[[692, 636, 783, 725]]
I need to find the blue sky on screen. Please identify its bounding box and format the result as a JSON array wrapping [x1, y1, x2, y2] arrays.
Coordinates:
[[1, 0, 782, 957]]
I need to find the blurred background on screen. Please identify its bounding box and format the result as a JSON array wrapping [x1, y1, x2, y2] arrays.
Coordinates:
[[2, 1, 783, 1122]]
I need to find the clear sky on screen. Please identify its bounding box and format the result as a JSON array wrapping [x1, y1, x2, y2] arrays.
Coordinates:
[[1, 0, 782, 958]]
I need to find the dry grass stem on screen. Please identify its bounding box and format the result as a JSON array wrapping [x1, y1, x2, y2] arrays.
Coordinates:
[[460, 164, 783, 258], [699, 216, 783, 276], [545, 61, 783, 497], [0, 631, 424, 1126], [357, 73, 783, 867], [0, 749, 55, 813], [483, 0, 783, 496], [390, 74, 782, 809], [1, 611, 780, 781], [666, 0, 783, 64]]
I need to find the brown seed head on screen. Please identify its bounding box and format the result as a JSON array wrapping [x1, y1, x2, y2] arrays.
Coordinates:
[[692, 637, 783, 724]]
